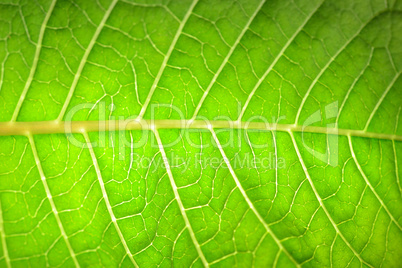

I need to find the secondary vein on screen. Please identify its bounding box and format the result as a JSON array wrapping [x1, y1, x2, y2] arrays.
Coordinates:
[[11, 0, 57, 122], [209, 126, 301, 267], [28, 134, 80, 268], [57, 0, 118, 121], [348, 135, 402, 230], [153, 127, 209, 267], [82, 132, 139, 267], [289, 131, 374, 268], [137, 0, 199, 119]]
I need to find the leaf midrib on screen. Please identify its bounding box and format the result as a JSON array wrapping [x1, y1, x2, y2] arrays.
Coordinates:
[[0, 120, 401, 142]]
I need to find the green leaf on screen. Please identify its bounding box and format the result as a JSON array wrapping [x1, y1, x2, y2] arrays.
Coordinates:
[[0, 0, 401, 267]]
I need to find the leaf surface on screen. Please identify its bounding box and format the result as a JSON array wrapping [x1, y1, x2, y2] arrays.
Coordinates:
[[0, 0, 401, 267]]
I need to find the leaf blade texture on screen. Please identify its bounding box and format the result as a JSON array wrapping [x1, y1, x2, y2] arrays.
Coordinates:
[[0, 0, 401, 267]]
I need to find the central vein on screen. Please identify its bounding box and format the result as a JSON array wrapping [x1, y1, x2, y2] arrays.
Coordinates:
[[0, 120, 401, 141]]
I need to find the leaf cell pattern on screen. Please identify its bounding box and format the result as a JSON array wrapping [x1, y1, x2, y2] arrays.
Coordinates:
[[0, 0, 401, 267]]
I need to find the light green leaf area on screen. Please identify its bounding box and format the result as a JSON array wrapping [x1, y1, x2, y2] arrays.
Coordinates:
[[0, 0, 401, 267]]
